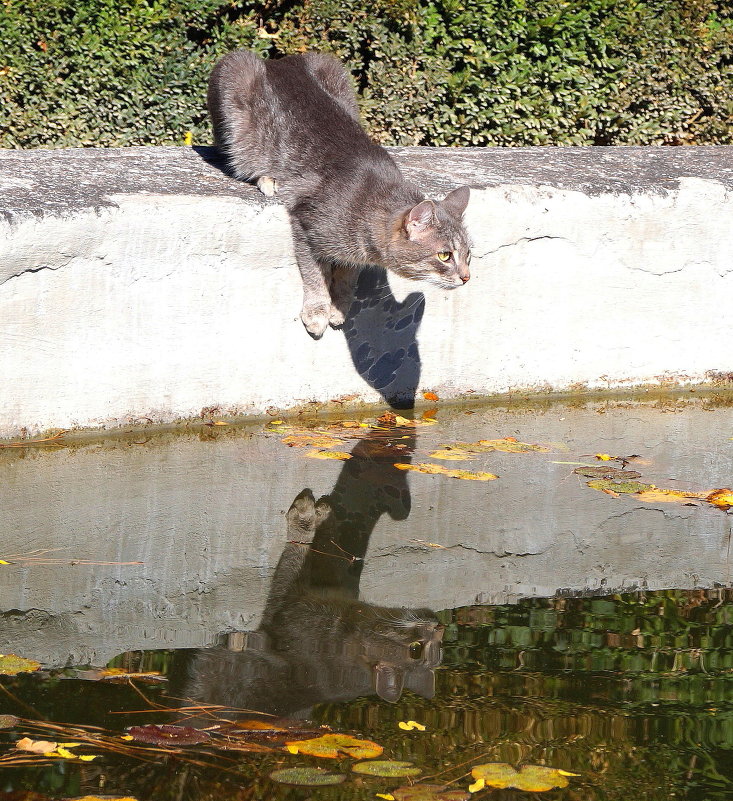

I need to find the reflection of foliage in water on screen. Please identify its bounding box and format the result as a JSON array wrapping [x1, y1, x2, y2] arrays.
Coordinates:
[[3, 590, 733, 800]]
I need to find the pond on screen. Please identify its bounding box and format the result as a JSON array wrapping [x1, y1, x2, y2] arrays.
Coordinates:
[[1, 393, 732, 800]]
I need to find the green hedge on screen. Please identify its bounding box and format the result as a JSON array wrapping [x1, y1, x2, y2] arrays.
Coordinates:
[[0, 0, 731, 148]]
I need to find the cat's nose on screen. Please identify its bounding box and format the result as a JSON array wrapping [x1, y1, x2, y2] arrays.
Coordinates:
[[460, 273, 470, 284]]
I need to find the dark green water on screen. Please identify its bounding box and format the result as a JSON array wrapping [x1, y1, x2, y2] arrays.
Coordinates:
[[2, 589, 733, 801]]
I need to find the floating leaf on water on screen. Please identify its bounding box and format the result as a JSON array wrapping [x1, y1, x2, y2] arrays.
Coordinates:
[[15, 738, 58, 755], [377, 794, 396, 800], [269, 767, 346, 786], [470, 763, 578, 792], [707, 488, 733, 510], [352, 760, 422, 778], [305, 450, 352, 461], [480, 438, 549, 453], [586, 479, 652, 494], [635, 488, 704, 504], [282, 434, 342, 449], [429, 448, 474, 461], [467, 778, 484, 793], [574, 466, 642, 480], [68, 797, 138, 801], [68, 797, 139, 801], [0, 714, 19, 729], [228, 719, 287, 732], [423, 391, 439, 401], [284, 733, 383, 759], [398, 720, 426, 731], [74, 668, 165, 683], [0, 654, 41, 675], [391, 784, 470, 801], [126, 724, 211, 746], [395, 463, 497, 481], [595, 453, 613, 461]]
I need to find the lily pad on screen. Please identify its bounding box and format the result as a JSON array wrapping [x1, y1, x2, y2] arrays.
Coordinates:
[[0, 654, 41, 675], [391, 784, 470, 801], [126, 724, 211, 746], [471, 763, 578, 792], [284, 732, 383, 759], [269, 766, 346, 786], [352, 760, 422, 778]]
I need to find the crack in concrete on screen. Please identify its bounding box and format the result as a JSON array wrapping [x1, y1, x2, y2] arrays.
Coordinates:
[[371, 542, 546, 559], [1, 263, 64, 286], [478, 235, 571, 258]]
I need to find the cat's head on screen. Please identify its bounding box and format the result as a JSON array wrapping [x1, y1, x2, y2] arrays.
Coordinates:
[[388, 186, 471, 289]]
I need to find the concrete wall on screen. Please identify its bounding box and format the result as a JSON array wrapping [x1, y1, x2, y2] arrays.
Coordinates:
[[1, 145, 732, 438]]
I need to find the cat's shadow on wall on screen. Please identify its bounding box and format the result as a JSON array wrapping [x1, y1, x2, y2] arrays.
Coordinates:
[[195, 146, 423, 409], [341, 269, 424, 409]]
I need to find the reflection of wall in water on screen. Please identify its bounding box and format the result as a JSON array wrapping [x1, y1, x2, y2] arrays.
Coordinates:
[[177, 426, 443, 718]]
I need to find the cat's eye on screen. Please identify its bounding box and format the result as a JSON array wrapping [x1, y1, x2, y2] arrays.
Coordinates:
[[436, 251, 452, 262], [408, 641, 423, 659]]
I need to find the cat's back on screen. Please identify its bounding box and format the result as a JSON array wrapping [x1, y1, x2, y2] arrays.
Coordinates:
[[210, 50, 396, 193]]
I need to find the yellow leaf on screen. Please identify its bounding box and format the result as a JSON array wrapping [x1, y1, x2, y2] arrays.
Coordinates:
[[286, 744, 299, 754], [636, 488, 704, 504], [558, 770, 581, 777], [213, 421, 228, 426], [595, 453, 613, 461], [121, 735, 134, 741], [394, 463, 497, 481], [429, 449, 473, 461], [376, 795, 395, 800], [398, 720, 426, 731], [78, 754, 98, 761], [707, 488, 733, 510], [282, 434, 341, 448], [183, 131, 193, 146], [0, 560, 9, 565], [270, 420, 284, 425], [305, 450, 352, 461], [54, 747, 77, 759], [468, 778, 485, 793]]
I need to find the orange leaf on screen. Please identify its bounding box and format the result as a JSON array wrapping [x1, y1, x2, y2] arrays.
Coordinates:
[[423, 391, 439, 401]]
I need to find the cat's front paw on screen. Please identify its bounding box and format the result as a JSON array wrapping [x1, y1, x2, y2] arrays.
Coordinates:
[[328, 304, 347, 329], [301, 303, 330, 339]]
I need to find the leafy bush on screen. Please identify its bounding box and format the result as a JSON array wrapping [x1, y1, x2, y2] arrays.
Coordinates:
[[0, 0, 731, 148]]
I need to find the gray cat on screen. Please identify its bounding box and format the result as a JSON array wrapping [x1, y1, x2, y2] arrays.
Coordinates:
[[179, 489, 443, 719], [208, 50, 472, 338]]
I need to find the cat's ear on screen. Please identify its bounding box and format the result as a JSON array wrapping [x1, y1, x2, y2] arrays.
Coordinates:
[[441, 186, 470, 216], [404, 200, 435, 240], [374, 662, 405, 703]]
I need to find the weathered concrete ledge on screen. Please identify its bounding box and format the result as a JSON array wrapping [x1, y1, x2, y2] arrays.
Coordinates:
[[1, 145, 732, 438]]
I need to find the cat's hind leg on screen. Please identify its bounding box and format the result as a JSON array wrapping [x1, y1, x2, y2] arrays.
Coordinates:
[[299, 52, 361, 122]]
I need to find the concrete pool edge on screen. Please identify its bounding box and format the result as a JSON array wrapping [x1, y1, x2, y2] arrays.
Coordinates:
[[1, 144, 732, 438]]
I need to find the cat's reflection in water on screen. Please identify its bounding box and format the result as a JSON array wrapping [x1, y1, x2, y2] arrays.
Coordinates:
[[177, 428, 443, 719]]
